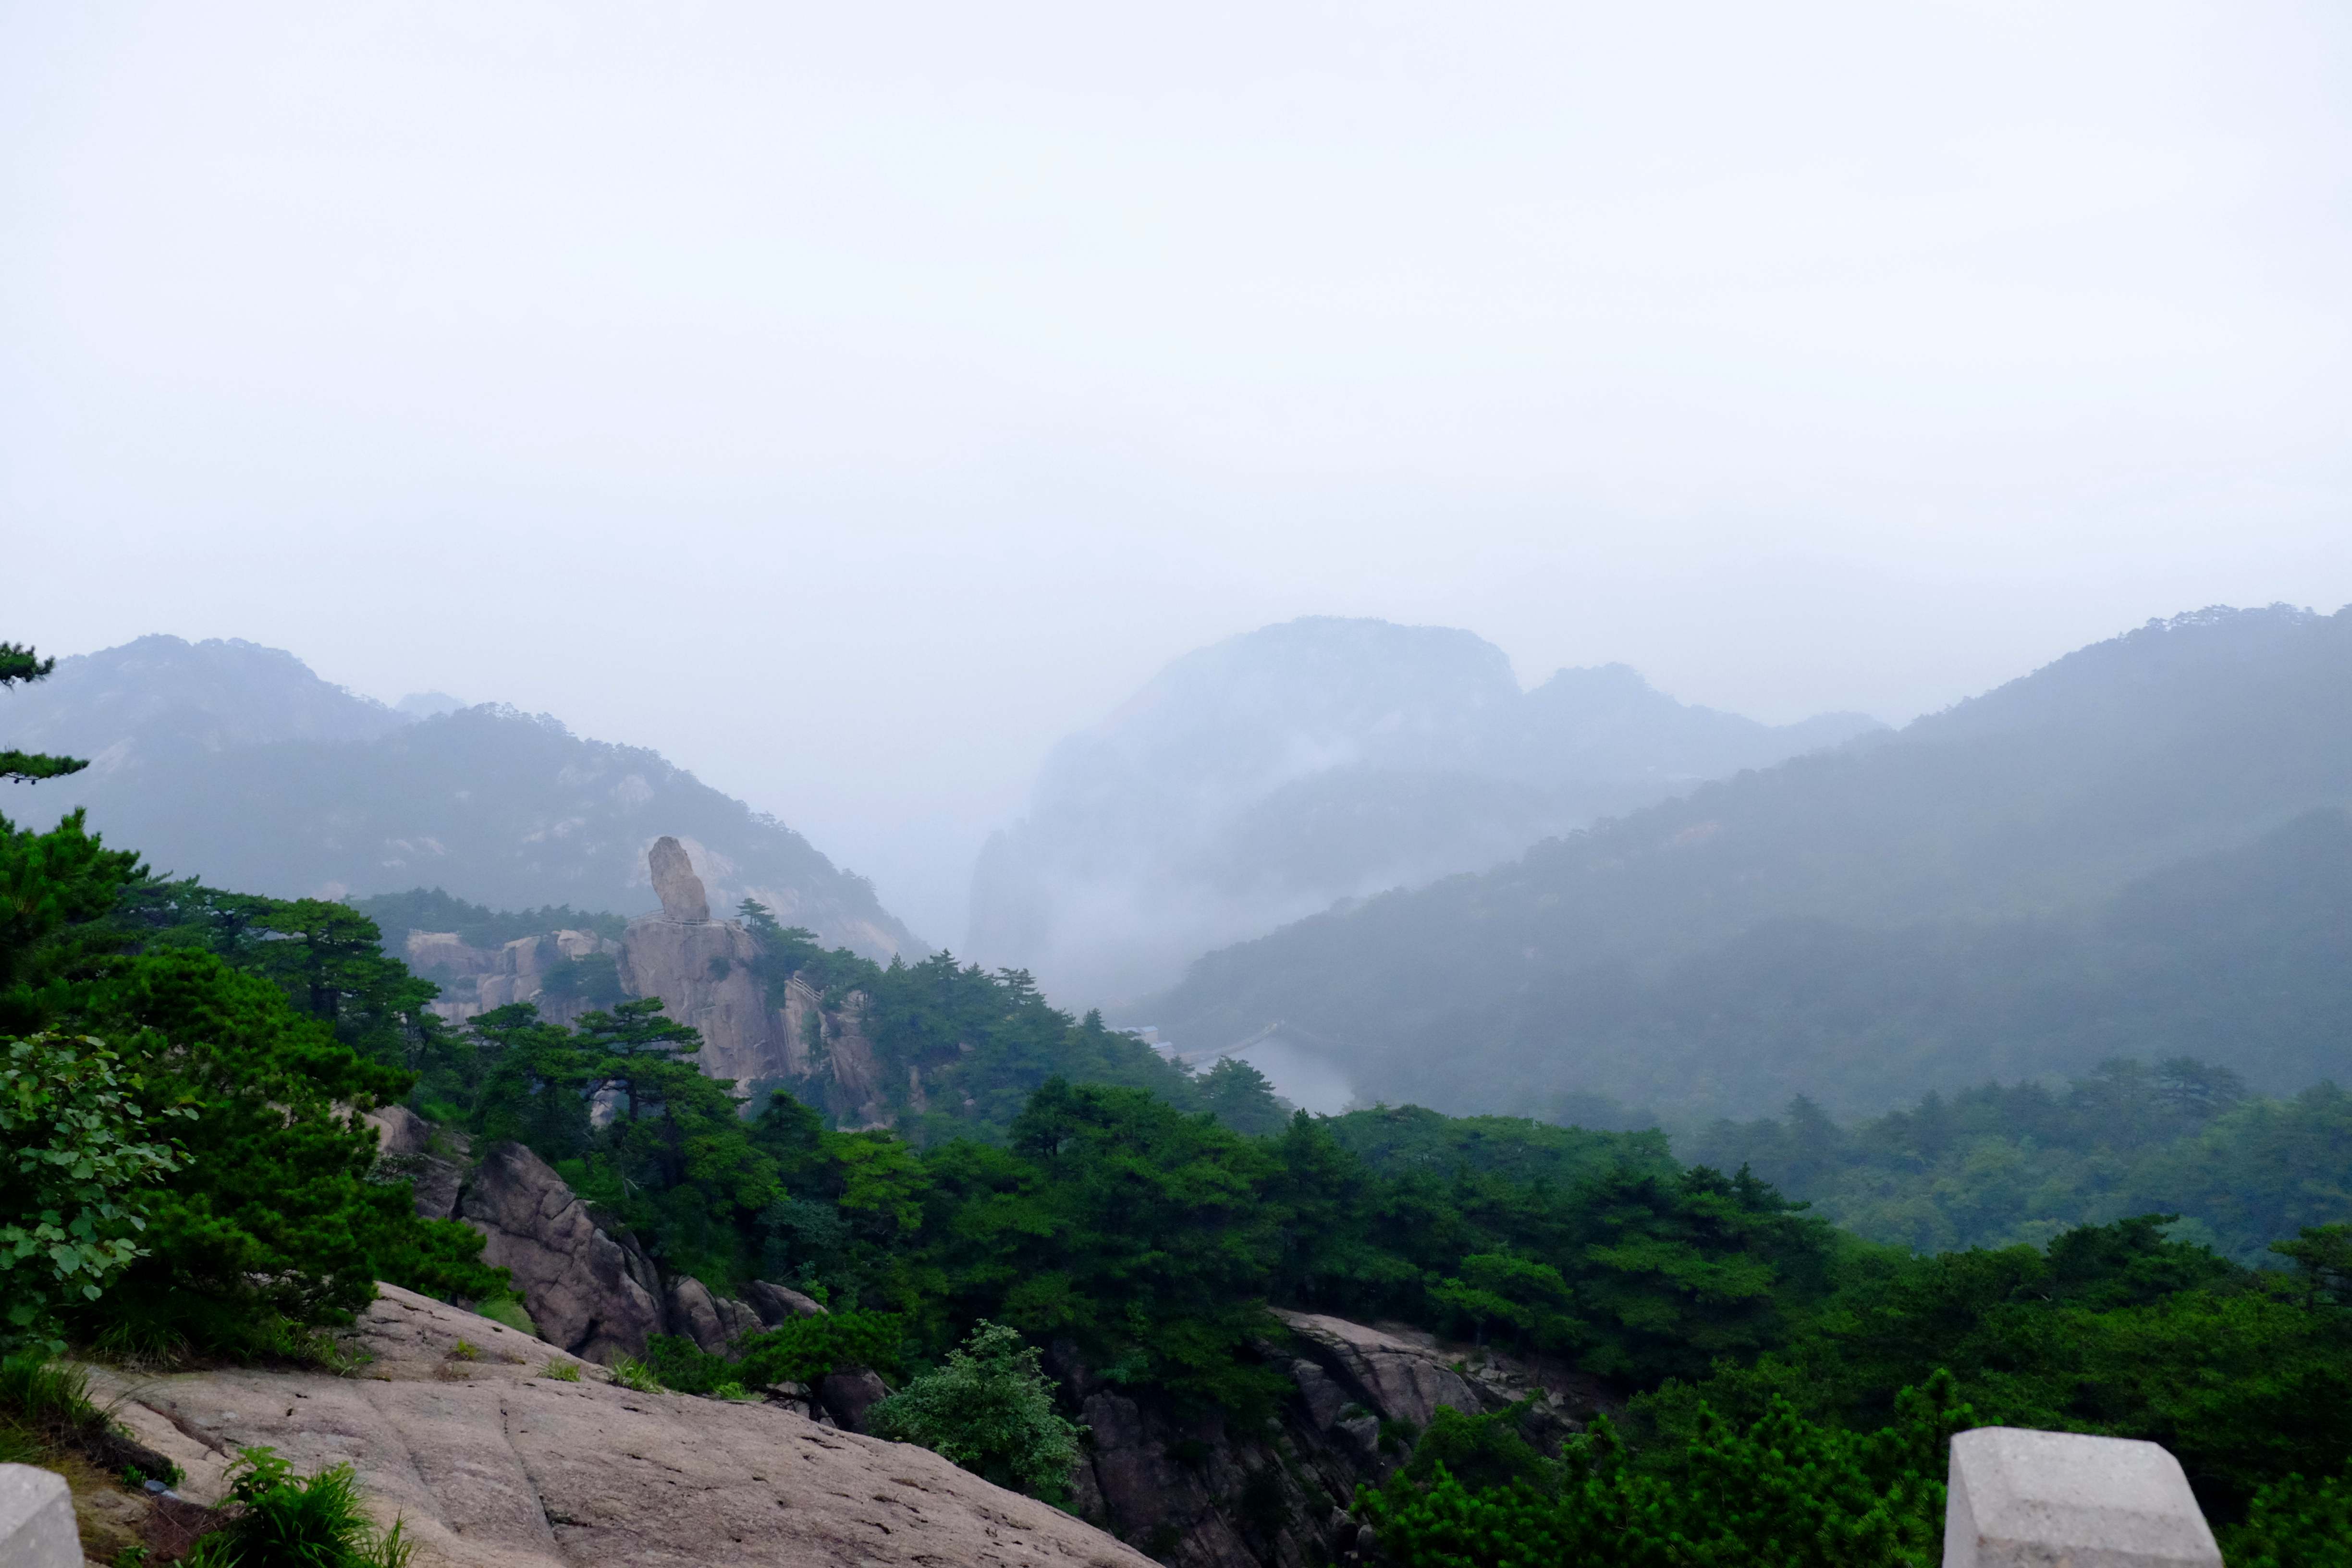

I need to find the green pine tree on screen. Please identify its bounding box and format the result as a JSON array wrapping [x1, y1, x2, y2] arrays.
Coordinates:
[[0, 644, 86, 784]]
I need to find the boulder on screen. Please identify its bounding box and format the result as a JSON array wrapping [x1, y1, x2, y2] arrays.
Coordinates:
[[366, 1104, 469, 1221], [458, 1141, 663, 1362], [84, 1285, 1153, 1568], [665, 1277, 764, 1355], [814, 1369, 893, 1434], [1273, 1311, 1485, 1430], [649, 834, 711, 922], [743, 1280, 828, 1325]]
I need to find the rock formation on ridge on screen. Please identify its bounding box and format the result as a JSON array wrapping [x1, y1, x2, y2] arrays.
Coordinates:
[[406, 839, 900, 1125], [649, 833, 712, 921]]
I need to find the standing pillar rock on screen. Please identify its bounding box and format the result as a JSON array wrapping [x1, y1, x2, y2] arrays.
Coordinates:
[[649, 834, 711, 922]]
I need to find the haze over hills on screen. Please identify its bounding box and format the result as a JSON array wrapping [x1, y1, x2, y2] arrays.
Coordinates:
[[4, 635, 921, 961], [968, 616, 1882, 1006], [1138, 604, 2352, 1121]]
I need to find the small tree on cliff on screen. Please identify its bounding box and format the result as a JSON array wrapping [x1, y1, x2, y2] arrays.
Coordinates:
[[868, 1321, 1085, 1504], [0, 643, 86, 783]]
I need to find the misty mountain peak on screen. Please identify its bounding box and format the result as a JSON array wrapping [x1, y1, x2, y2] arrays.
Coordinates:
[[397, 690, 469, 718], [972, 615, 1886, 1005], [4, 634, 410, 761]]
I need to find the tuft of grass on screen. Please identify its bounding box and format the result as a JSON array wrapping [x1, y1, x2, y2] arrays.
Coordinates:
[[0, 1352, 108, 1460], [709, 1381, 757, 1402], [609, 1357, 663, 1394], [539, 1360, 580, 1382], [446, 1339, 481, 1362], [83, 1281, 368, 1374], [182, 1446, 414, 1568]]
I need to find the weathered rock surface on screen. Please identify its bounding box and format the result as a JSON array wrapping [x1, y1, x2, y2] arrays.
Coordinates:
[[457, 1141, 665, 1363], [86, 1286, 1152, 1568], [812, 1370, 892, 1435], [618, 915, 785, 1085], [667, 1276, 764, 1354], [649, 833, 712, 922], [1060, 1311, 1614, 1568], [743, 1281, 828, 1325], [406, 841, 908, 1128], [409, 928, 618, 1027], [367, 1103, 471, 1221]]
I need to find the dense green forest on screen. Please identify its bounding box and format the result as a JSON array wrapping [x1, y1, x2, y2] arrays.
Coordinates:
[[1686, 1058, 2352, 1264], [6, 636, 2352, 1566]]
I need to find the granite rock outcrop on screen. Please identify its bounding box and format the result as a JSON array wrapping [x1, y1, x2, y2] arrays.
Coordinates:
[[400, 840, 906, 1127], [649, 833, 712, 921], [408, 927, 619, 1027], [85, 1286, 1154, 1568], [1057, 1310, 1613, 1568], [457, 1141, 667, 1363], [373, 1123, 851, 1382]]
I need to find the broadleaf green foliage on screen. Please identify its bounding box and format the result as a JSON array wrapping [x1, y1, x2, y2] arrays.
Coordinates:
[[183, 1446, 414, 1568], [0, 801, 502, 1356], [2223, 1461, 2352, 1568], [1689, 1059, 2352, 1265], [869, 1321, 1085, 1504], [1366, 1373, 1972, 1568], [0, 1035, 185, 1350]]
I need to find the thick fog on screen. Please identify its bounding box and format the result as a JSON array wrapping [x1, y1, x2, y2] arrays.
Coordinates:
[[4, 2, 2349, 945]]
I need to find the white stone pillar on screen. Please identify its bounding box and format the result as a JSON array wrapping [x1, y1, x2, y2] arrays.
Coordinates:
[[1945, 1427, 2222, 1568], [0, 1464, 80, 1568]]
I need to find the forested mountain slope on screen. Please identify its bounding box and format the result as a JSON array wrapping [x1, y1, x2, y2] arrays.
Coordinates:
[[10, 635, 921, 960], [971, 615, 1878, 1004], [1146, 605, 2352, 1119]]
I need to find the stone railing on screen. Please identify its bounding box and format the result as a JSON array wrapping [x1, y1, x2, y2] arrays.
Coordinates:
[[1947, 1427, 2221, 1568]]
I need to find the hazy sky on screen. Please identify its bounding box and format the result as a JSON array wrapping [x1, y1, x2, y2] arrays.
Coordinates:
[[5, 1, 2349, 943]]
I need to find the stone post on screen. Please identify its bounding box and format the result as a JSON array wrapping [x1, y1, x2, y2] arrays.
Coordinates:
[[1945, 1427, 2222, 1568], [0, 1464, 80, 1568]]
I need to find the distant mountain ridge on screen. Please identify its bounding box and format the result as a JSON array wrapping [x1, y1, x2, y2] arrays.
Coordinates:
[[4, 635, 920, 962], [969, 615, 1883, 1006], [1142, 604, 2352, 1120]]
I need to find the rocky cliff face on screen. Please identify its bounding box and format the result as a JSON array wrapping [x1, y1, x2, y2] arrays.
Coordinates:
[[1058, 1311, 1612, 1568], [371, 1113, 881, 1434], [410, 928, 620, 1026], [86, 1286, 1155, 1568], [404, 839, 900, 1125], [371, 1111, 1606, 1568]]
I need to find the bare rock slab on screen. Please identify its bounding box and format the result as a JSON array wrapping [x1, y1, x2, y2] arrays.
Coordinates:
[[1945, 1427, 2221, 1568], [0, 1464, 79, 1568], [86, 1285, 1151, 1568]]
